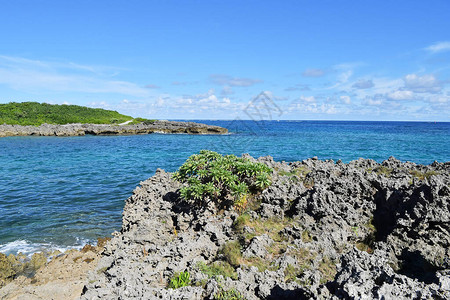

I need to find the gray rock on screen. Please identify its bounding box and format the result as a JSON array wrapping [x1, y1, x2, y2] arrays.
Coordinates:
[[0, 120, 228, 137], [242, 234, 274, 259], [79, 156, 450, 299]]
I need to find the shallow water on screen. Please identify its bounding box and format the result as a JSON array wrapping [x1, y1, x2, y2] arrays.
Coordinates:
[[0, 120, 449, 254]]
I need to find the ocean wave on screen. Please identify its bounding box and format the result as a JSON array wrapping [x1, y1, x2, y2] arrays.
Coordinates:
[[0, 238, 91, 257]]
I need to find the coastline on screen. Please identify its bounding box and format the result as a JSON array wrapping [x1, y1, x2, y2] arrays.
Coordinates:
[[2, 155, 448, 299], [0, 120, 228, 137]]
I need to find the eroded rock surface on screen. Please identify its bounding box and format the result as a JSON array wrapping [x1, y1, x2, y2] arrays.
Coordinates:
[[0, 244, 104, 300], [0, 120, 227, 137], [78, 156, 449, 299]]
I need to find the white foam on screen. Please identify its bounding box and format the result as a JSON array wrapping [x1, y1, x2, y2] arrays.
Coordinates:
[[0, 238, 91, 257]]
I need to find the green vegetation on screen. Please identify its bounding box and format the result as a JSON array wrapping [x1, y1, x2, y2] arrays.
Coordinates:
[[318, 257, 337, 284], [197, 261, 237, 280], [277, 166, 315, 188], [278, 166, 311, 182], [173, 150, 272, 209], [409, 169, 439, 180], [301, 230, 312, 243], [128, 117, 156, 125], [199, 213, 338, 287], [0, 102, 134, 126], [245, 257, 280, 272], [220, 241, 242, 267], [233, 214, 291, 243], [354, 218, 376, 254], [367, 166, 393, 177], [284, 264, 299, 282], [214, 286, 246, 300], [168, 271, 191, 289], [231, 213, 335, 283]]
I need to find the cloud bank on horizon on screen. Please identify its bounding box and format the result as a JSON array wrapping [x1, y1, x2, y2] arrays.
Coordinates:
[[0, 1, 449, 121]]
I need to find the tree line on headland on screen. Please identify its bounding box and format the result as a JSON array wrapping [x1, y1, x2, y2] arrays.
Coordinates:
[[0, 102, 154, 126]]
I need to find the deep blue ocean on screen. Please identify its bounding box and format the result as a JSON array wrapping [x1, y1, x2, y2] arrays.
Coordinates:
[[1, 120, 449, 255]]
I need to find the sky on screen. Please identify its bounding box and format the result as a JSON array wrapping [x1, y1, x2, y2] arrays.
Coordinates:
[[0, 0, 449, 121]]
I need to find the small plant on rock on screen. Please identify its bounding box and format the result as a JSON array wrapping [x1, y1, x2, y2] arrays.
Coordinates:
[[173, 150, 272, 209], [318, 257, 337, 284], [168, 271, 191, 289], [214, 286, 246, 300], [284, 264, 300, 282], [374, 166, 392, 177], [409, 169, 439, 180], [197, 261, 237, 280], [220, 241, 242, 267]]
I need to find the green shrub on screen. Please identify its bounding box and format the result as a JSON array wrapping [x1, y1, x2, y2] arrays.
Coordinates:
[[173, 150, 272, 209], [168, 271, 191, 289]]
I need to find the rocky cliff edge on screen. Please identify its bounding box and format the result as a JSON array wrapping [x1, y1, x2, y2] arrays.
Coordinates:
[[77, 155, 450, 299], [0, 120, 228, 137]]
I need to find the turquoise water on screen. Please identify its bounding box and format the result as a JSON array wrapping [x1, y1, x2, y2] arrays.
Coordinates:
[[0, 121, 449, 254]]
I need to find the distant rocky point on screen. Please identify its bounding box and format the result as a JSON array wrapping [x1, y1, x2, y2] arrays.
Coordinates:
[[0, 120, 228, 137]]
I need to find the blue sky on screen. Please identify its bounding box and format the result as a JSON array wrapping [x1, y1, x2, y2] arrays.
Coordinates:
[[0, 0, 449, 121]]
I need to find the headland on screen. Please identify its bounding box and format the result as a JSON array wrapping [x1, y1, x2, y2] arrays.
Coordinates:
[[1, 154, 448, 299]]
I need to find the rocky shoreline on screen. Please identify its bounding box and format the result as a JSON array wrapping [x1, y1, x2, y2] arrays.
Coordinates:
[[1, 156, 449, 299], [0, 120, 228, 137]]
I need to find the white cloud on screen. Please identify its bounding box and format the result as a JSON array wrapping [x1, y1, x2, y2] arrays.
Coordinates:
[[176, 98, 193, 105], [387, 90, 414, 100], [299, 95, 316, 103], [365, 99, 383, 106], [88, 101, 109, 108], [284, 84, 310, 92], [221, 86, 234, 95], [425, 41, 450, 53], [404, 74, 442, 93], [156, 98, 165, 106], [340, 95, 351, 104], [302, 68, 325, 77], [325, 69, 354, 90], [210, 74, 262, 87], [168, 89, 241, 115], [198, 94, 218, 103], [338, 70, 353, 83], [0, 55, 151, 97], [322, 104, 337, 114], [429, 95, 449, 103], [288, 102, 337, 114], [144, 84, 160, 89], [352, 79, 374, 89]]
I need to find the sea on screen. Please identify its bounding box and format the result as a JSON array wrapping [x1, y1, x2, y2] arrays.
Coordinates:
[[1, 120, 449, 255]]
